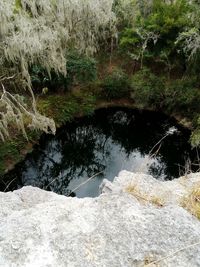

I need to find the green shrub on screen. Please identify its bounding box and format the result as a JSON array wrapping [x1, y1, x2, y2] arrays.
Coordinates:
[[130, 68, 165, 108], [119, 0, 189, 69], [30, 65, 69, 91], [66, 52, 97, 84], [165, 77, 200, 113], [131, 68, 200, 112], [191, 127, 200, 147], [30, 52, 97, 92], [102, 68, 130, 99]]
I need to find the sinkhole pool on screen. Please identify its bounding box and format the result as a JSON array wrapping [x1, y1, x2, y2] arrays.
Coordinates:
[[1, 108, 199, 197]]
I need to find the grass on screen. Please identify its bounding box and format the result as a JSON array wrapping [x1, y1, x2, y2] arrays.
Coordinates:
[[37, 91, 96, 127], [126, 184, 165, 207], [181, 184, 200, 219], [144, 255, 159, 266]]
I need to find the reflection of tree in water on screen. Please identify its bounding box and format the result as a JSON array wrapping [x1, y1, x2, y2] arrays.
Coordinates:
[[19, 125, 110, 195], [98, 110, 167, 156], [1, 107, 199, 194], [98, 109, 198, 179]]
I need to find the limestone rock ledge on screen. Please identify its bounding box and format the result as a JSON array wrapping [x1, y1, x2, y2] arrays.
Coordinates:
[[1, 171, 200, 267]]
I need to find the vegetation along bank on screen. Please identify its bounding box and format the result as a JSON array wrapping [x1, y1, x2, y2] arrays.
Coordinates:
[[0, 0, 200, 175]]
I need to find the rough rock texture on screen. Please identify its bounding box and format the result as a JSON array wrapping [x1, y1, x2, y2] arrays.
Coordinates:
[[1, 171, 200, 267]]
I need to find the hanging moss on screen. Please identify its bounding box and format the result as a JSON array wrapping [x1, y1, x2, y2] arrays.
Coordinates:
[[0, 0, 116, 141]]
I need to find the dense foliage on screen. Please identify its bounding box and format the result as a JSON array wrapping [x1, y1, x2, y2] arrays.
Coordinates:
[[0, 0, 115, 140], [118, 0, 200, 146], [102, 68, 130, 99], [0, 0, 200, 175], [131, 68, 200, 113], [30, 53, 97, 91]]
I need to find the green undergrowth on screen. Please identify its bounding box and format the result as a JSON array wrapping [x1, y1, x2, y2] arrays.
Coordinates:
[[2, 0, 200, 177], [37, 91, 97, 127], [0, 140, 23, 175], [0, 53, 200, 176], [0, 130, 40, 175], [0, 90, 97, 176]]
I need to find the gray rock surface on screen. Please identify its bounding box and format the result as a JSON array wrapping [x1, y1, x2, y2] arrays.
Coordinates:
[[1, 171, 200, 267]]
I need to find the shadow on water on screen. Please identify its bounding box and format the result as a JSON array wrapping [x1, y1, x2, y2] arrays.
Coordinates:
[[1, 107, 199, 197]]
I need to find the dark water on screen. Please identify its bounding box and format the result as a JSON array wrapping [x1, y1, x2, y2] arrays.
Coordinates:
[[1, 108, 199, 197]]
